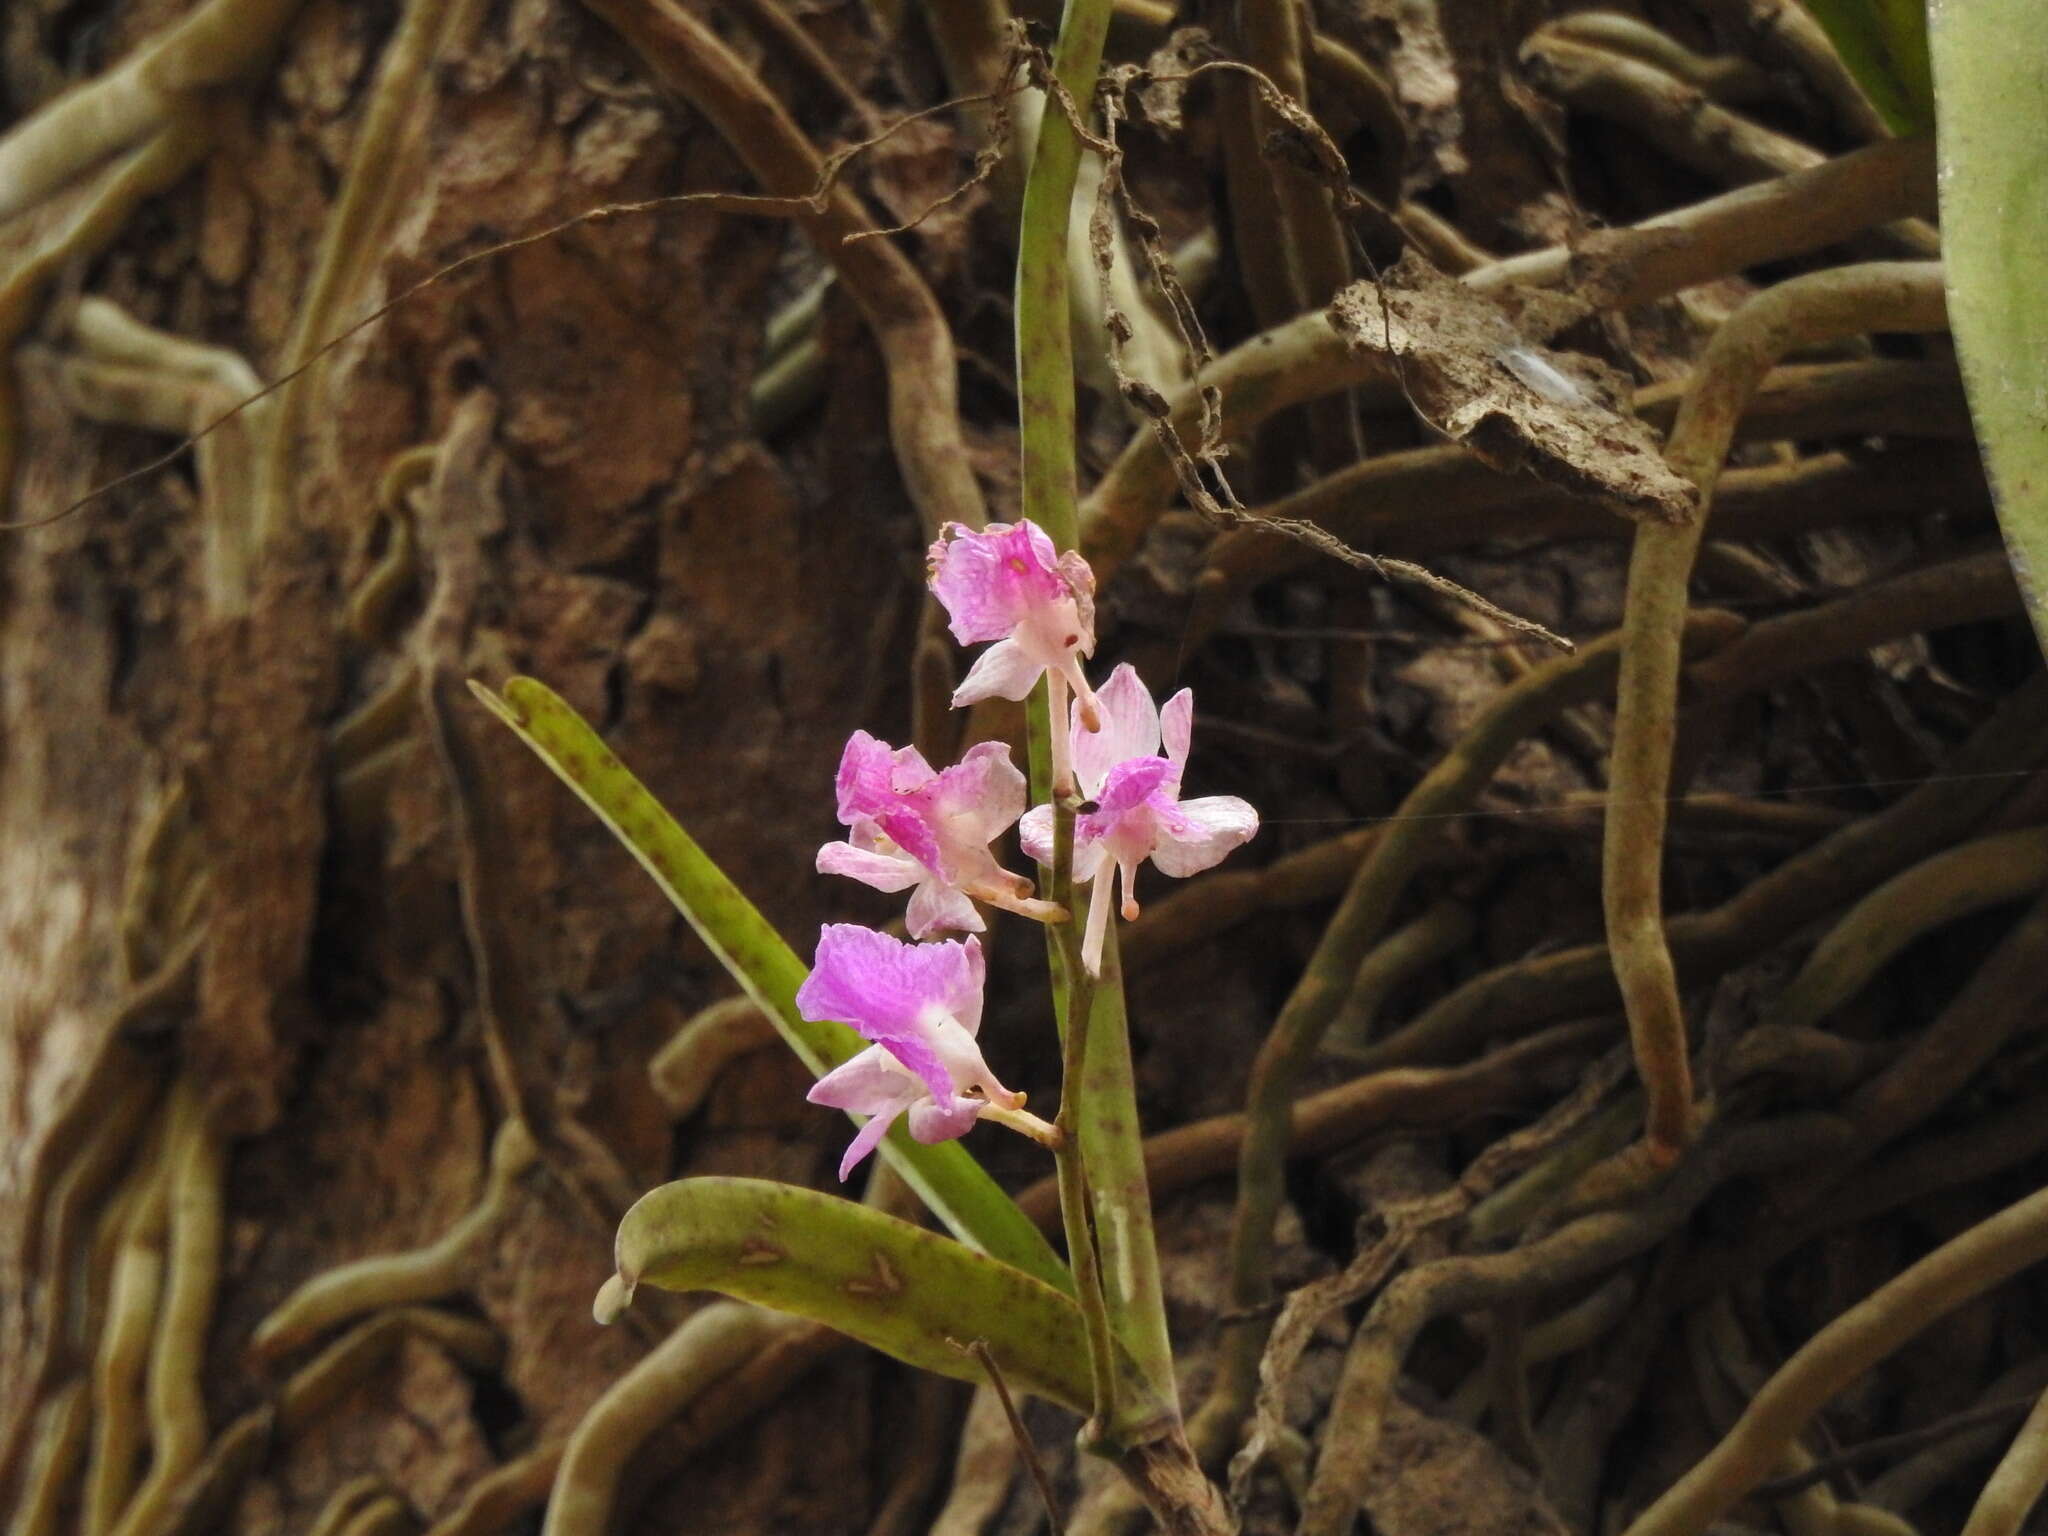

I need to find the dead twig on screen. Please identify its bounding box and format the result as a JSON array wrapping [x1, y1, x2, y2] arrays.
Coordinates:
[[958, 1340, 1062, 1533]]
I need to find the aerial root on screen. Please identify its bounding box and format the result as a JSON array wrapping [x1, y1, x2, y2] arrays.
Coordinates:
[[1603, 261, 1947, 1164], [1298, 1115, 1853, 1534], [540, 1303, 808, 1536], [1621, 1183, 2048, 1536], [250, 1118, 536, 1364], [1206, 611, 1742, 1458]]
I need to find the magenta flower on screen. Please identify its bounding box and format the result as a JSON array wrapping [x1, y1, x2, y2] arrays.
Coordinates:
[[817, 732, 1058, 937], [1021, 664, 1259, 975], [928, 520, 1103, 734], [797, 925, 1023, 1179]]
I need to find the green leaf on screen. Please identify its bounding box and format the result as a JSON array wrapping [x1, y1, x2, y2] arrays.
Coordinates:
[[607, 1176, 1096, 1411], [1930, 0, 2048, 662], [1798, 0, 1934, 136], [468, 676, 1069, 1294]]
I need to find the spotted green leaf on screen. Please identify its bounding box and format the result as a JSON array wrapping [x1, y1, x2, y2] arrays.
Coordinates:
[[605, 1176, 1096, 1410]]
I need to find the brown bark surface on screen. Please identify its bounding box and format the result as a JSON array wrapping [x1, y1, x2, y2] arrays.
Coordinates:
[[2, 3, 2042, 1536], [0, 3, 915, 1529]]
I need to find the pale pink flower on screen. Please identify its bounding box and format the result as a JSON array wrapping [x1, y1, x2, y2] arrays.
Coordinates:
[[817, 732, 1056, 937], [928, 520, 1103, 732], [797, 925, 1021, 1179], [1021, 664, 1259, 975]]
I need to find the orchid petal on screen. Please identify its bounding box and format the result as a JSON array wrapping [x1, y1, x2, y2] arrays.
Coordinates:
[[1018, 803, 1054, 866], [1072, 664, 1160, 796], [887, 742, 937, 793], [1023, 803, 1110, 884], [928, 521, 1069, 643], [807, 1047, 923, 1181], [837, 1101, 912, 1180], [951, 637, 1044, 706], [1151, 794, 1261, 877], [834, 731, 899, 823], [1070, 837, 1108, 884], [1056, 549, 1097, 648], [796, 925, 978, 1045], [807, 1044, 917, 1114], [907, 878, 984, 939], [871, 804, 944, 874], [933, 742, 1028, 843], [926, 1014, 1008, 1099], [816, 840, 923, 893], [1159, 689, 1193, 769], [875, 1026, 965, 1111], [928, 525, 1019, 643], [908, 1095, 985, 1145], [1092, 756, 1176, 818], [949, 933, 987, 1037]]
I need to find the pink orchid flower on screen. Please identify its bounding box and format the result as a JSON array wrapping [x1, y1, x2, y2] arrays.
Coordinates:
[[817, 731, 1058, 937], [796, 925, 1024, 1180], [1021, 664, 1259, 975], [928, 520, 1104, 749]]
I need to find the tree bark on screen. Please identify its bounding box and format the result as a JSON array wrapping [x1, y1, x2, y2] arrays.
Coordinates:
[[0, 2, 930, 1530]]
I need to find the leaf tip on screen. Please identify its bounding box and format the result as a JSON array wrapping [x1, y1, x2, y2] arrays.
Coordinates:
[[592, 1270, 638, 1326], [466, 678, 520, 726]]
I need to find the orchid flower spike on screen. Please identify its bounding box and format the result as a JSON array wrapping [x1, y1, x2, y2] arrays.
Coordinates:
[[928, 520, 1103, 741], [818, 732, 1062, 937], [1021, 664, 1259, 976], [797, 925, 1052, 1179]]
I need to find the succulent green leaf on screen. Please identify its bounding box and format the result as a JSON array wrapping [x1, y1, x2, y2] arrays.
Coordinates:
[[468, 677, 1068, 1294], [1799, 0, 1934, 136], [607, 1176, 1096, 1411], [1929, 0, 2048, 662]]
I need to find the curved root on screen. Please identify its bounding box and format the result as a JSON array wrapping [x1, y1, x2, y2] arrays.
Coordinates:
[[1773, 826, 2048, 1034], [647, 997, 778, 1119], [1299, 1115, 1851, 1535], [420, 1440, 564, 1536], [539, 1302, 802, 1536], [10, 1380, 91, 1536], [276, 1309, 504, 1438], [1603, 261, 1946, 1160], [250, 1118, 535, 1363], [1622, 1183, 2048, 1536], [1208, 611, 1742, 1454], [305, 1476, 389, 1536], [82, 1149, 171, 1536], [107, 1083, 225, 1536]]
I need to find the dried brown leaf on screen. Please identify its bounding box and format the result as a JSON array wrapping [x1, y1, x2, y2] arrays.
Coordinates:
[[1328, 252, 1701, 524], [1137, 26, 1214, 134]]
